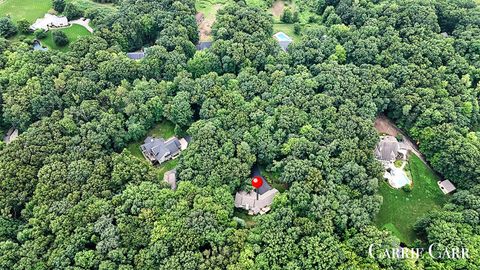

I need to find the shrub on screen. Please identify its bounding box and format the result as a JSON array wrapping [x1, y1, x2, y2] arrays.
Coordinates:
[[64, 3, 83, 20], [294, 23, 301, 35], [402, 184, 413, 193], [34, 29, 47, 40], [0, 17, 17, 38], [53, 31, 69, 47], [53, 0, 66, 13], [17, 19, 31, 34]]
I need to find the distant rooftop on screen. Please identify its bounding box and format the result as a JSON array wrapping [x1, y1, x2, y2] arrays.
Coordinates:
[[196, 41, 212, 50], [126, 52, 145, 60]]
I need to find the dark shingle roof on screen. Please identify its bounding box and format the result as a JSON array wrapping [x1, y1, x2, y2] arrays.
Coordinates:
[[127, 52, 145, 60], [196, 41, 212, 50]]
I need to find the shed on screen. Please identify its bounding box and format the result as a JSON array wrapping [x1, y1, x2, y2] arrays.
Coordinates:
[[438, 180, 456, 194], [164, 169, 177, 190]]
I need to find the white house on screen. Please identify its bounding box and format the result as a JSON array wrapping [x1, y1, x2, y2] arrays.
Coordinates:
[[31, 14, 69, 31]]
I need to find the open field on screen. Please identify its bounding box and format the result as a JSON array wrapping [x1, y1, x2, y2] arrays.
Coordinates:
[[40, 24, 91, 52], [375, 154, 447, 246], [67, 0, 116, 12], [0, 0, 52, 22]]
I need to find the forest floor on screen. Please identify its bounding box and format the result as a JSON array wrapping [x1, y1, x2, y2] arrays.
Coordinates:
[[375, 154, 447, 246]]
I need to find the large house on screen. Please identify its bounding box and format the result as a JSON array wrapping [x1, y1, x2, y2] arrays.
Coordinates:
[[31, 14, 69, 31], [375, 135, 407, 164], [235, 175, 278, 215], [140, 136, 188, 165]]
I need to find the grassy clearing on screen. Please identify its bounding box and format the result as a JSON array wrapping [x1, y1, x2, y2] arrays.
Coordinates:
[[67, 0, 116, 12], [375, 154, 447, 246], [260, 166, 287, 193], [233, 208, 256, 228], [272, 23, 301, 42], [39, 24, 91, 52], [0, 0, 52, 23]]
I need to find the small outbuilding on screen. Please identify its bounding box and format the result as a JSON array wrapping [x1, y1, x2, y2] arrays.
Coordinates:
[[196, 41, 212, 50], [3, 128, 18, 144], [126, 51, 145, 60], [438, 180, 456, 194], [163, 169, 177, 190]]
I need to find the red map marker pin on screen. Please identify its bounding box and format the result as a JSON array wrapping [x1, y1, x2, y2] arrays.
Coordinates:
[[252, 176, 263, 189]]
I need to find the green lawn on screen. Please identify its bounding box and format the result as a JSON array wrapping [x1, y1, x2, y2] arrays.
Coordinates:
[[0, 0, 52, 23], [260, 166, 287, 193], [39, 24, 91, 52], [67, 0, 116, 12], [375, 154, 447, 246], [233, 208, 256, 228], [272, 23, 302, 42]]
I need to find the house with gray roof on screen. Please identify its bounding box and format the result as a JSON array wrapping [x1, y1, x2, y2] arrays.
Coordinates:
[[127, 51, 145, 60], [375, 135, 401, 163], [141, 136, 188, 165], [438, 180, 456, 194]]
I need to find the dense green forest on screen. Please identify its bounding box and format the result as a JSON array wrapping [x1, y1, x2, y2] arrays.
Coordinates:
[[0, 0, 479, 269]]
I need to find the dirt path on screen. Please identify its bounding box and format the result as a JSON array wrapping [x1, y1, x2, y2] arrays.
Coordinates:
[[374, 114, 426, 164], [270, 0, 285, 18], [198, 4, 222, 41]]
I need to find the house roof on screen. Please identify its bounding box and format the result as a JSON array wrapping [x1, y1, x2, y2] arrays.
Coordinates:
[[141, 137, 181, 161], [251, 165, 272, 195], [234, 188, 279, 214], [439, 180, 456, 194], [196, 41, 212, 50], [126, 52, 145, 60], [164, 169, 177, 190], [30, 14, 68, 31], [375, 136, 399, 161]]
